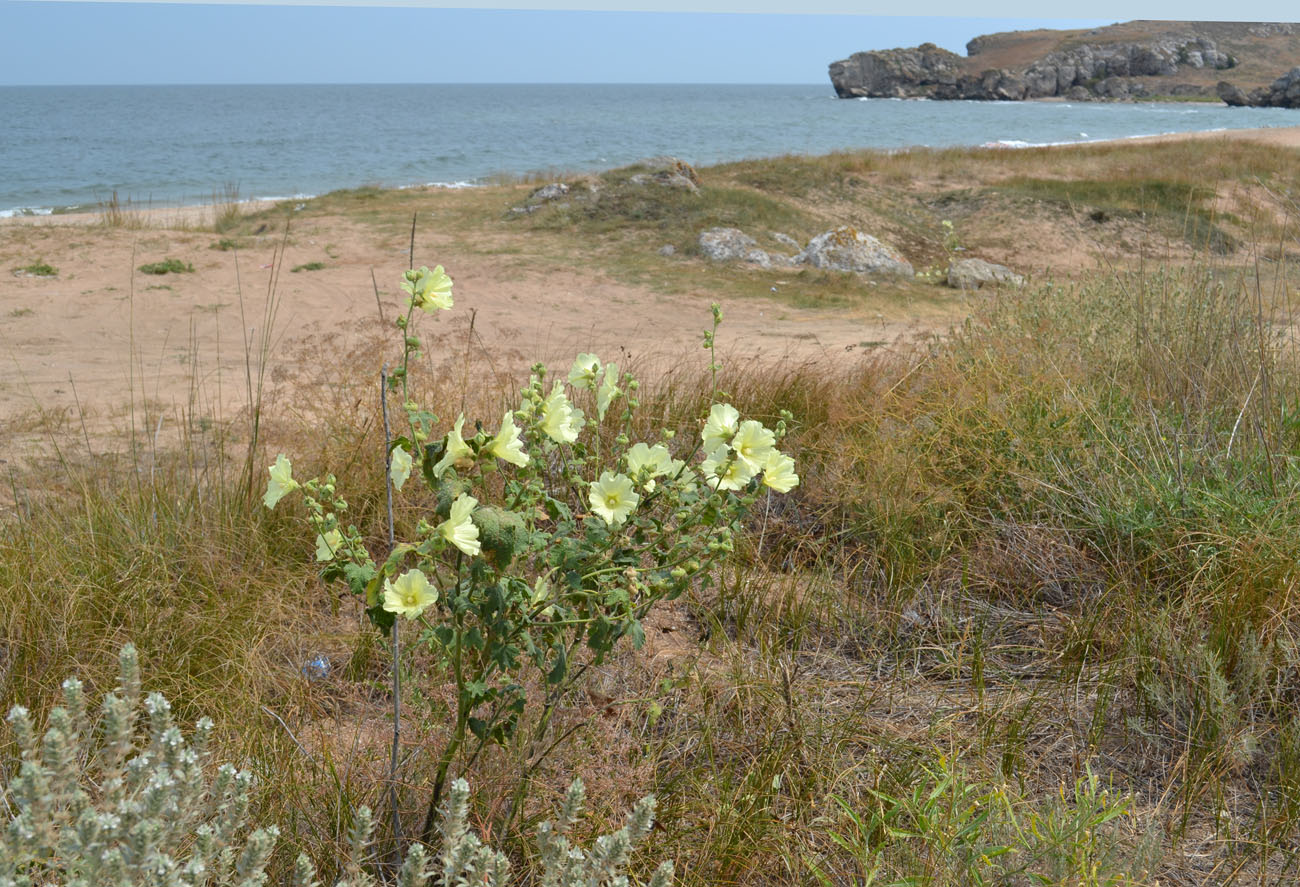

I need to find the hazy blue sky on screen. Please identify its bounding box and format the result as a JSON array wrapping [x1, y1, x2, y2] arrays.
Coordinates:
[[0, 1, 1295, 85]]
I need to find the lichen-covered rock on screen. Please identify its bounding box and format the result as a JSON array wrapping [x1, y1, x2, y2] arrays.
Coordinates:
[[947, 258, 1024, 290], [795, 227, 913, 277]]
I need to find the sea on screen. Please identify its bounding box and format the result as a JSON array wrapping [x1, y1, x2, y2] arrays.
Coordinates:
[[3, 83, 1299, 217]]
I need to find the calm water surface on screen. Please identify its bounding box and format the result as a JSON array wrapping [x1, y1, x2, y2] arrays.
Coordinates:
[[2, 83, 1298, 215]]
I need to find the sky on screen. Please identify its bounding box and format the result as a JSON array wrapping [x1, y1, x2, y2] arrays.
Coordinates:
[[0, 1, 1296, 85]]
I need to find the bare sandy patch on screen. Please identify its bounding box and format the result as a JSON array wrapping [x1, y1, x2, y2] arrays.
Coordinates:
[[0, 203, 939, 456]]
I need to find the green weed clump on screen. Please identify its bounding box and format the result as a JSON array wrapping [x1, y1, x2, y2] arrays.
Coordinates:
[[138, 258, 194, 275], [291, 261, 326, 272], [14, 260, 57, 277]]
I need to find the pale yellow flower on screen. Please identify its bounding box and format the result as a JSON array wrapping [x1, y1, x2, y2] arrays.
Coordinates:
[[315, 529, 345, 561], [731, 420, 776, 472], [438, 493, 481, 556], [485, 409, 529, 467], [390, 444, 413, 491], [701, 450, 754, 492], [263, 454, 298, 508], [761, 450, 799, 493], [433, 415, 474, 477], [702, 403, 740, 454], [626, 442, 674, 491], [401, 265, 453, 313], [596, 363, 621, 420], [540, 382, 583, 444], [383, 569, 438, 620], [666, 457, 697, 491], [568, 353, 601, 390], [589, 471, 639, 526]]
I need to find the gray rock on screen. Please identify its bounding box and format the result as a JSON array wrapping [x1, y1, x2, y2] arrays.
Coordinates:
[[1249, 23, 1295, 37], [699, 227, 757, 262], [1093, 77, 1133, 100], [1218, 66, 1300, 108], [796, 227, 913, 277], [829, 43, 963, 98], [771, 232, 801, 250], [529, 182, 570, 203], [698, 228, 782, 267], [947, 258, 1024, 290], [658, 244, 676, 257]]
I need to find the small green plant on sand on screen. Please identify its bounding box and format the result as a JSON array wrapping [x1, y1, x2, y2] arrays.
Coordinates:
[[291, 261, 326, 272], [2, 645, 673, 887], [14, 260, 57, 278], [266, 265, 799, 842], [138, 258, 194, 275]]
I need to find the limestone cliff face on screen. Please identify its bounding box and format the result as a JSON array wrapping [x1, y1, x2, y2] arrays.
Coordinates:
[[829, 28, 1240, 102]]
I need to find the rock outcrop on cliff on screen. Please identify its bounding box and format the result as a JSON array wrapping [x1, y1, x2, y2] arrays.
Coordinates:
[[828, 21, 1297, 104], [1217, 66, 1300, 107]]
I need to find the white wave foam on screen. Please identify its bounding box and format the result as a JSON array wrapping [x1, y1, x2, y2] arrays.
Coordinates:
[[252, 192, 315, 202], [0, 206, 54, 219], [398, 181, 481, 190]]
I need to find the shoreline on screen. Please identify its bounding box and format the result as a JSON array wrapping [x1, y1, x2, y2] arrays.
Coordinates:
[[5, 123, 1300, 228]]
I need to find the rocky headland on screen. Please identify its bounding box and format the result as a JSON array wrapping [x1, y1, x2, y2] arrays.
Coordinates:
[[829, 20, 1300, 107]]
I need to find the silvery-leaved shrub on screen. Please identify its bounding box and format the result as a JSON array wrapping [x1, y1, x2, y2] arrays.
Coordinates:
[[0, 644, 273, 887], [2, 647, 674, 887], [265, 265, 799, 836], [302, 777, 673, 887]]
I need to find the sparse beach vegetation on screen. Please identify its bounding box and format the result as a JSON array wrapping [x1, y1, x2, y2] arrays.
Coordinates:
[[4, 133, 1300, 884], [13, 259, 57, 277], [138, 257, 194, 275]]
